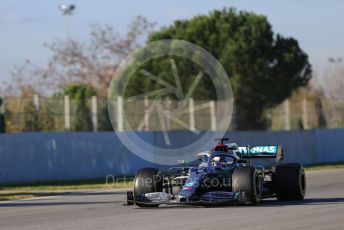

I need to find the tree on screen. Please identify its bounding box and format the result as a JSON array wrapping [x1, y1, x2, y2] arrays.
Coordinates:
[[124, 8, 312, 130], [2, 16, 155, 98], [98, 101, 113, 131], [0, 97, 5, 133], [311, 63, 343, 128], [321, 61, 344, 100], [63, 84, 96, 131], [315, 97, 327, 128], [1, 16, 155, 132], [21, 100, 40, 132], [40, 100, 57, 131]]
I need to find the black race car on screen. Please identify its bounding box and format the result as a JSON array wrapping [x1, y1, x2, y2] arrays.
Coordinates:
[[126, 138, 306, 207]]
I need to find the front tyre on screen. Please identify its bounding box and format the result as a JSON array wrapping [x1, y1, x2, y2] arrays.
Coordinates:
[[134, 168, 163, 207], [232, 166, 262, 205]]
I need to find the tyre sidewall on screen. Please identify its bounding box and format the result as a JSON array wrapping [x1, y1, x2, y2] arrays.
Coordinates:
[[274, 163, 306, 200], [233, 166, 262, 204]]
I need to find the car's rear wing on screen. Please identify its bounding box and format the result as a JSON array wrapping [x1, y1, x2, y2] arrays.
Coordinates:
[[237, 145, 283, 161]]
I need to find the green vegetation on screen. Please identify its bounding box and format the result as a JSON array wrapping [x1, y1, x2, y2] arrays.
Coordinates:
[[0, 178, 133, 201], [63, 84, 96, 131], [304, 163, 344, 171], [21, 100, 40, 131], [0, 97, 5, 133], [0, 178, 133, 191], [123, 8, 312, 130], [0, 192, 63, 201], [97, 100, 113, 131]]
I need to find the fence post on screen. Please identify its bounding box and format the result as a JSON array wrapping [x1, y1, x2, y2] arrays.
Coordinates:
[[189, 98, 195, 131], [117, 96, 123, 131], [165, 98, 172, 130], [33, 94, 40, 112], [0, 98, 4, 114], [144, 96, 149, 131], [302, 97, 308, 129], [210, 100, 216, 131], [92, 96, 98, 132], [284, 99, 290, 130], [64, 95, 71, 131]]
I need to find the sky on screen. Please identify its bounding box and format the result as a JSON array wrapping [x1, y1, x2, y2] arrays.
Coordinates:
[[1, 0, 344, 85]]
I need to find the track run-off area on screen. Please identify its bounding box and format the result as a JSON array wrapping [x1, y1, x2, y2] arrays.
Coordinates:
[[1, 169, 344, 230]]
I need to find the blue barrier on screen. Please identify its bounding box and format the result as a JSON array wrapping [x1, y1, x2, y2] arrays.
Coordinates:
[[314, 129, 344, 163], [0, 132, 157, 184], [0, 129, 343, 184]]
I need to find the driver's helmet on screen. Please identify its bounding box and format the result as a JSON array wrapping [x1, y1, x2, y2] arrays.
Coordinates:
[[225, 143, 240, 160], [228, 150, 240, 160], [211, 156, 222, 167], [211, 155, 233, 167], [227, 143, 238, 151]]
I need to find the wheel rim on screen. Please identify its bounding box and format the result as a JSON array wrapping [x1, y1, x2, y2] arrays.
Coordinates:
[[299, 169, 306, 195], [253, 172, 262, 202], [255, 175, 262, 197]]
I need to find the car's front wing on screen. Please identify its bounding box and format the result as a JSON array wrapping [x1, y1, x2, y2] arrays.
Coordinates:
[[125, 191, 249, 206]]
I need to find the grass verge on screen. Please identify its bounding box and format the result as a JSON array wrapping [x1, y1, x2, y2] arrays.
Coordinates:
[[0, 177, 133, 201], [304, 162, 344, 171]]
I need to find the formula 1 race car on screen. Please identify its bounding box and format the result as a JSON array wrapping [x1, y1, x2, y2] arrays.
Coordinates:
[[126, 138, 306, 207]]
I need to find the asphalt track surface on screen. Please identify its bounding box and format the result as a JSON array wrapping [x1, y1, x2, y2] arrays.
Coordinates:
[[1, 169, 344, 230]]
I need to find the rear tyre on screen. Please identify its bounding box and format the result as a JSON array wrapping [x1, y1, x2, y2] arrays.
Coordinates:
[[232, 166, 262, 205], [274, 163, 306, 201], [134, 168, 163, 207]]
